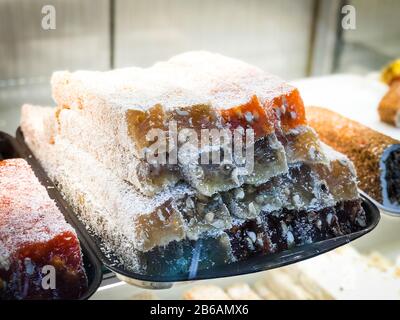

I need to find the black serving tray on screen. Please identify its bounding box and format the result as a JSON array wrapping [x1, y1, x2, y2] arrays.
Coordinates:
[[0, 131, 103, 300], [358, 189, 400, 217], [15, 128, 381, 287]]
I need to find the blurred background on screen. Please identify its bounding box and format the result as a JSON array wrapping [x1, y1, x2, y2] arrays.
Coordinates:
[[0, 0, 399, 134]]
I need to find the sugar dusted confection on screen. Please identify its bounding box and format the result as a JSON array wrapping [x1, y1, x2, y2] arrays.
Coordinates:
[[51, 51, 323, 196], [378, 80, 400, 127], [21, 104, 366, 275], [307, 106, 400, 209], [0, 159, 87, 300], [20, 52, 367, 277]]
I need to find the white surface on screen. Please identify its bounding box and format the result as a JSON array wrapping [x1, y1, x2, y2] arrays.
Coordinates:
[[93, 74, 400, 300], [292, 73, 400, 141]]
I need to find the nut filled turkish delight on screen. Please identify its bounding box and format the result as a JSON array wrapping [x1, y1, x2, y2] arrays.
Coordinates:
[[20, 52, 367, 277], [0, 159, 87, 299]]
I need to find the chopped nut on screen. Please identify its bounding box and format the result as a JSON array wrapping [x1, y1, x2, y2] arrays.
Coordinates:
[[212, 193, 222, 203], [204, 212, 215, 223], [356, 216, 367, 227], [326, 213, 333, 225], [231, 167, 240, 186], [256, 233, 264, 247], [245, 237, 255, 251], [233, 187, 245, 200], [248, 202, 258, 217], [175, 109, 189, 116], [280, 221, 288, 236], [246, 231, 257, 243], [283, 187, 291, 196], [196, 202, 206, 214], [185, 197, 195, 209], [292, 194, 302, 208], [157, 209, 165, 222], [286, 231, 295, 247]]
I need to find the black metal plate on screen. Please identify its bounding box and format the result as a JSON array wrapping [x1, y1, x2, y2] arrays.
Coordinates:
[[0, 131, 103, 300], [15, 128, 381, 284]]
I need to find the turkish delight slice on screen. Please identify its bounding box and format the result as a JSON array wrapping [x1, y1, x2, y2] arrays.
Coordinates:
[[223, 145, 359, 220], [21, 109, 232, 257], [21, 103, 367, 276], [0, 159, 87, 300], [51, 52, 309, 196], [50, 105, 287, 197]]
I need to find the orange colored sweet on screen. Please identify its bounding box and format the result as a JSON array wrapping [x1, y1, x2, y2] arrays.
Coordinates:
[[220, 95, 275, 138], [125, 88, 305, 151], [267, 88, 307, 131]]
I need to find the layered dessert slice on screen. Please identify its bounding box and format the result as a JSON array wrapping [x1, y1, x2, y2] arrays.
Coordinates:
[[21, 103, 366, 277], [22, 105, 235, 272], [21, 105, 231, 258], [19, 52, 367, 277], [307, 106, 400, 209], [50, 52, 327, 197], [0, 159, 87, 300]]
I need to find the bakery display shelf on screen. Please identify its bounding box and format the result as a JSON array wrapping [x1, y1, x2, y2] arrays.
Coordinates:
[[0, 131, 103, 300], [15, 127, 380, 288]]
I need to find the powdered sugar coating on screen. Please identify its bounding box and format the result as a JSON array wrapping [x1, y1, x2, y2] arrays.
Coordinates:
[[52, 51, 295, 114], [0, 159, 76, 270], [17, 53, 364, 271], [50, 52, 307, 196], [21, 104, 195, 256]]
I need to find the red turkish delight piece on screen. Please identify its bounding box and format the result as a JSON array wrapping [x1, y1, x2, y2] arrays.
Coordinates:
[[0, 159, 87, 300]]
